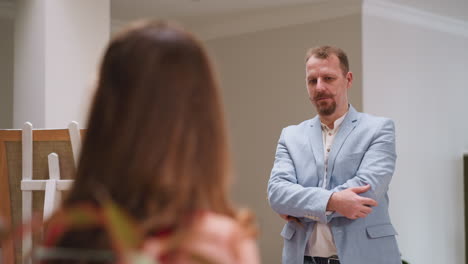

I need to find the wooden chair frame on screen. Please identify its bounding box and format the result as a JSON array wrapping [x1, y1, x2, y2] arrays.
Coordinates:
[[0, 122, 84, 264]]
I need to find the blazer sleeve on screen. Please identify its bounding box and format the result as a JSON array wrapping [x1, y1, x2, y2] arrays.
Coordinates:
[[268, 128, 333, 224], [327, 118, 396, 221]]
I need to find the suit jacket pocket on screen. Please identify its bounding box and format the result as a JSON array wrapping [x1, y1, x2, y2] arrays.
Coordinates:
[[280, 222, 296, 240], [366, 223, 398, 239]]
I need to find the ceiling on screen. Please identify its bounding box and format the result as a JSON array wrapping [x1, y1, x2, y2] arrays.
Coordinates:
[[1, 0, 466, 23], [387, 0, 468, 21], [110, 0, 468, 22], [110, 0, 325, 21]]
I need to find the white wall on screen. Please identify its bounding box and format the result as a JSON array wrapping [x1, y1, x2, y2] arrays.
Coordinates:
[[14, 0, 46, 127], [363, 8, 468, 264], [14, 0, 110, 129], [0, 18, 13, 128], [43, 0, 109, 128], [204, 14, 363, 262]]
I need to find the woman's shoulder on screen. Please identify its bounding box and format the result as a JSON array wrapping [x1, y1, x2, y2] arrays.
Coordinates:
[[143, 211, 260, 264], [194, 211, 244, 237], [187, 211, 259, 264]]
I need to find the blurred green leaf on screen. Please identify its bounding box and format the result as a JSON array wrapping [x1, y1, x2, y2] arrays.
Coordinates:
[[64, 205, 101, 227], [101, 200, 143, 252], [1, 201, 164, 263]]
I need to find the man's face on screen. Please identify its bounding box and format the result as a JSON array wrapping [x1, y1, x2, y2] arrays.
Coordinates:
[[305, 54, 352, 116]]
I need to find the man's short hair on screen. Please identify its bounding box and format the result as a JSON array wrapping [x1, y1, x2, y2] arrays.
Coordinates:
[[305, 46, 349, 76]]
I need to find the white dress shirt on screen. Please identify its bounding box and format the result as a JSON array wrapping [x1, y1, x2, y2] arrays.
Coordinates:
[[307, 111, 348, 257]]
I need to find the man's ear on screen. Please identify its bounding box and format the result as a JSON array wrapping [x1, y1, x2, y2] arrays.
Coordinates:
[[346, 71, 353, 89]]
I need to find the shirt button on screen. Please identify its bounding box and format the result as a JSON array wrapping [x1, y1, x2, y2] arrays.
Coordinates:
[[327, 148, 330, 152]]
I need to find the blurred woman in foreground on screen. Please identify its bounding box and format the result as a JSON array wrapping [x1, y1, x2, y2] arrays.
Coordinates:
[[43, 20, 259, 264]]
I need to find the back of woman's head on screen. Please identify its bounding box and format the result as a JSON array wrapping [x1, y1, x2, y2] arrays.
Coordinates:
[[65, 20, 234, 231]]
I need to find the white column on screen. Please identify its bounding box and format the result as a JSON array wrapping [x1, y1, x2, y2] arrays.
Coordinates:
[[14, 0, 110, 128]]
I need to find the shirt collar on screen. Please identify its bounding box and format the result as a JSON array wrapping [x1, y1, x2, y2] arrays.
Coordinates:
[[321, 111, 348, 131]]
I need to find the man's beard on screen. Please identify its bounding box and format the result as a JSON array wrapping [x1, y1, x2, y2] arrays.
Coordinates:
[[316, 100, 336, 116], [313, 93, 336, 116]]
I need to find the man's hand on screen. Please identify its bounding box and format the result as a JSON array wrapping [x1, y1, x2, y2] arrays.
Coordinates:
[[326, 184, 378, 220], [278, 214, 303, 226], [279, 214, 296, 221]]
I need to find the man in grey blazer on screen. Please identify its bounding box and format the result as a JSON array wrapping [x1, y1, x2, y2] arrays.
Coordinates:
[[267, 46, 401, 264]]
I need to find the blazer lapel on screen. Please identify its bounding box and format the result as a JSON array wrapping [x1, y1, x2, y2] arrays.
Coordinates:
[[308, 116, 325, 187], [326, 106, 360, 188]]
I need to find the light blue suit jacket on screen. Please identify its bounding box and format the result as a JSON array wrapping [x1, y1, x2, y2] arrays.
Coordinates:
[[268, 106, 401, 264]]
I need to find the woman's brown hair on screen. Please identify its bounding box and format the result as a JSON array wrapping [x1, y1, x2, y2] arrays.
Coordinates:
[[48, 20, 250, 259]]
